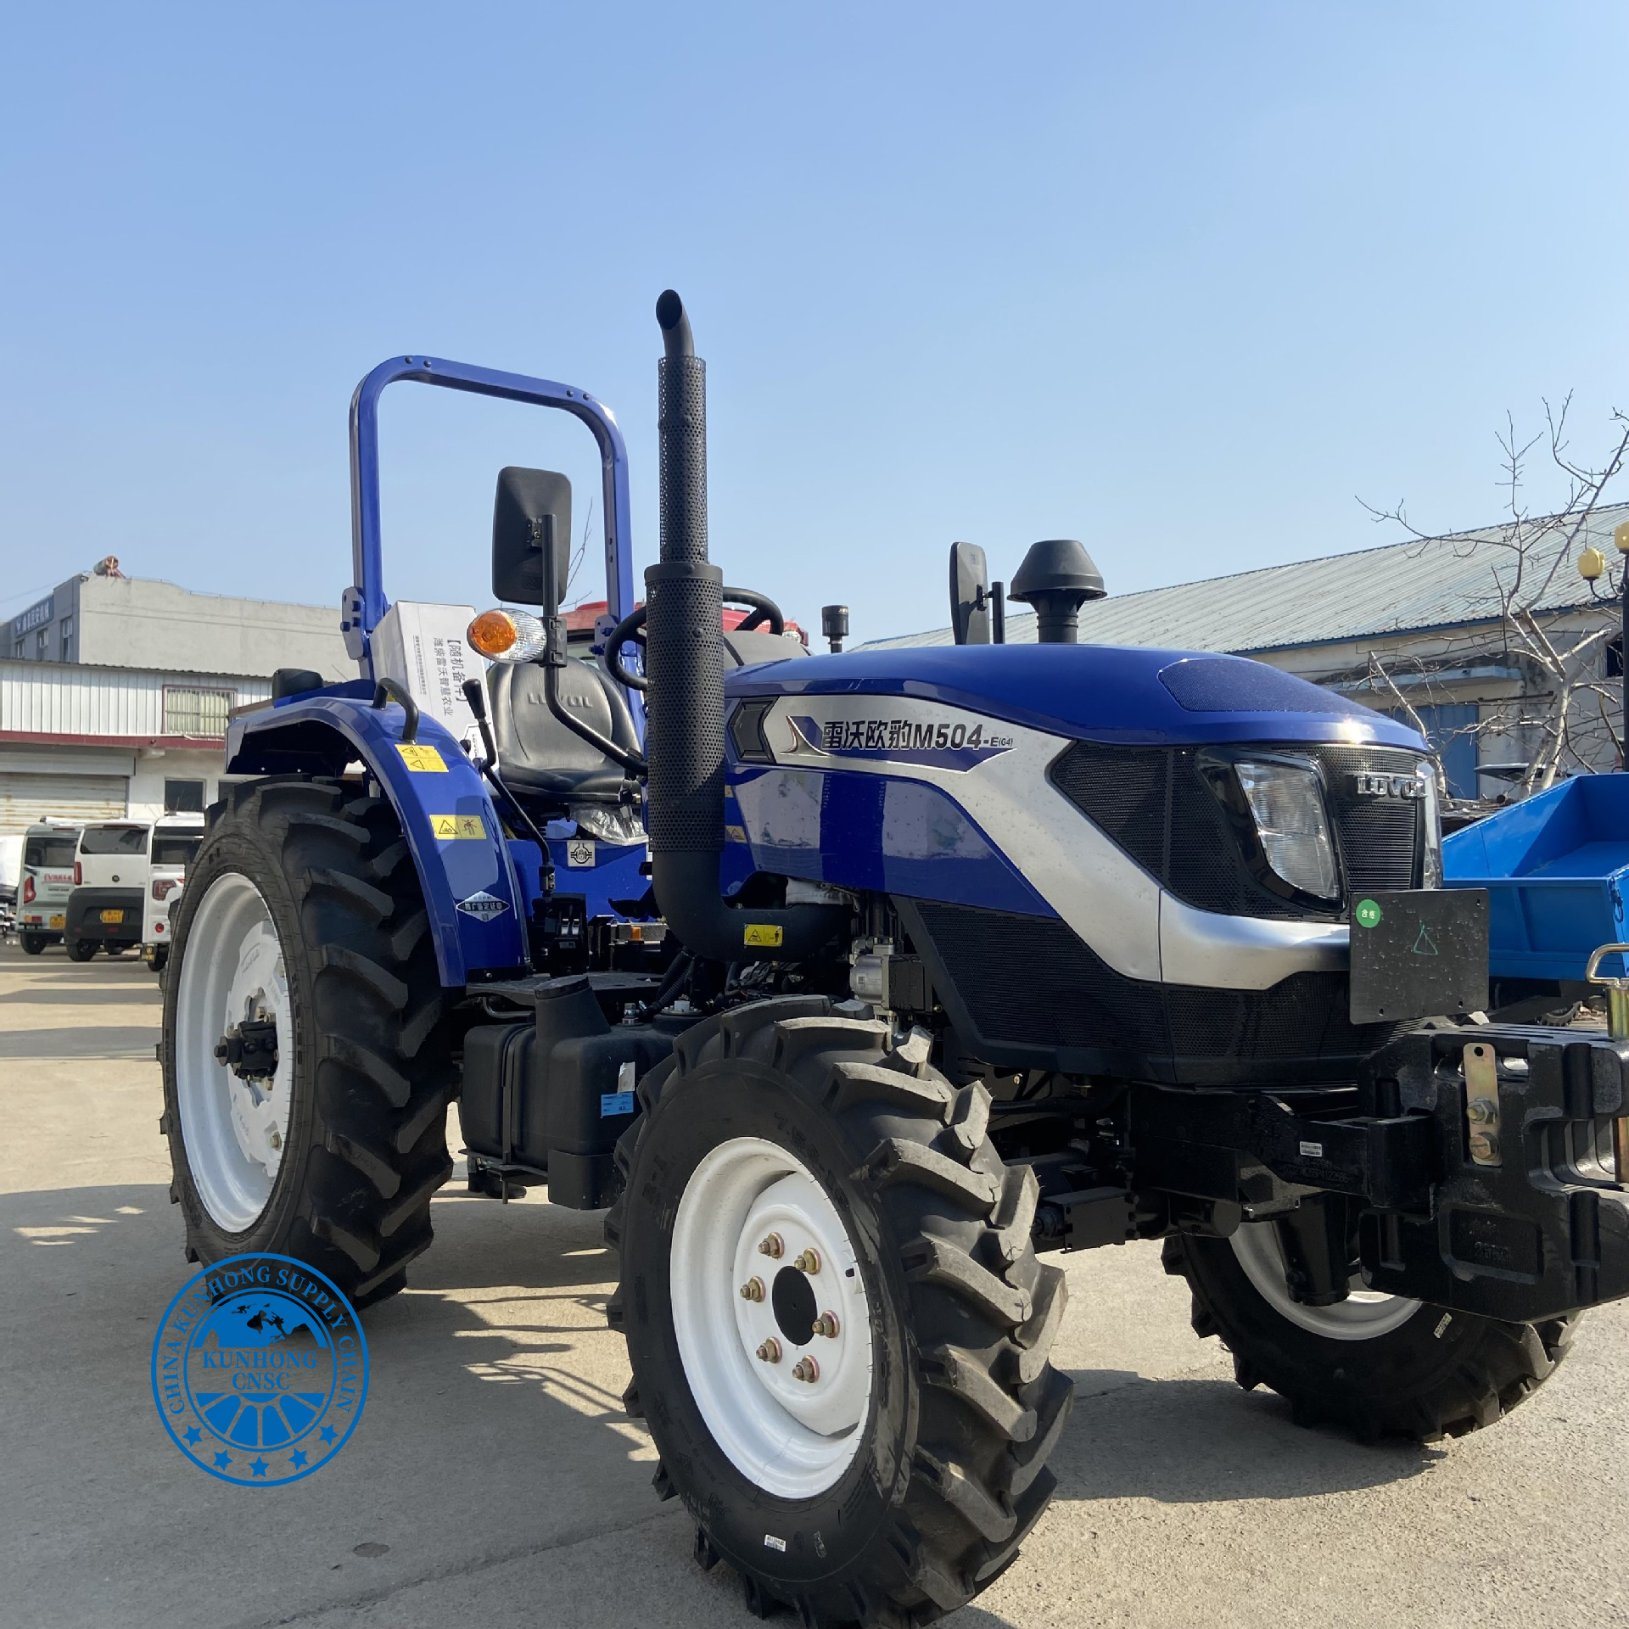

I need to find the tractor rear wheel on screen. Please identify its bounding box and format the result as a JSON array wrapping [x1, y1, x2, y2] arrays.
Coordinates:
[[161, 776, 456, 1308], [606, 999, 1072, 1627], [1164, 1221, 1581, 1441]]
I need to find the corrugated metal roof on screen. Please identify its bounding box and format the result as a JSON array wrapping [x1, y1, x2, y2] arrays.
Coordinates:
[[866, 503, 1629, 654], [0, 660, 271, 739]]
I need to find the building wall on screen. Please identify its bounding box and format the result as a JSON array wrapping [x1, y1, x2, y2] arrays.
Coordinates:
[[9, 574, 352, 680], [126, 746, 230, 820], [0, 659, 273, 830], [0, 658, 271, 736]]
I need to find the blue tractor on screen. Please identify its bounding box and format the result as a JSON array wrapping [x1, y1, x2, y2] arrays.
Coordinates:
[[161, 294, 1629, 1626]]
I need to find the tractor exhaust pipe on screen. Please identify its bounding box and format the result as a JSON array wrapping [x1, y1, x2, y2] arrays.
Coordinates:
[[644, 291, 845, 964]]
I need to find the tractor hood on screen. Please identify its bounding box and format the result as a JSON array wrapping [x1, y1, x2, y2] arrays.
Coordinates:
[[725, 642, 1424, 751]]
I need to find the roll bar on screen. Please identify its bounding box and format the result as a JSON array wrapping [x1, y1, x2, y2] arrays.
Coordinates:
[[344, 355, 636, 678]]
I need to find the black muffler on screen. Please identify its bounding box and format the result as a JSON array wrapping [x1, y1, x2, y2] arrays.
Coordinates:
[[643, 291, 845, 964]]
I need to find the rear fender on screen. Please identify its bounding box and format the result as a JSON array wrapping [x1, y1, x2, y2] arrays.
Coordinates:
[[225, 686, 528, 986]]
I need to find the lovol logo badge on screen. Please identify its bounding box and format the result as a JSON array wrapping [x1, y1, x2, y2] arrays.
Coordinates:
[[1353, 772, 1428, 800], [456, 889, 509, 920], [151, 1253, 368, 1486]]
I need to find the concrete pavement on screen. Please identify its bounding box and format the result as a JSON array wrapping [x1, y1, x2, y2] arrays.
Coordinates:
[[1, 940, 1625, 1629]]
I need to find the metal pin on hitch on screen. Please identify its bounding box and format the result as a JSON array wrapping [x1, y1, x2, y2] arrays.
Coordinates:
[[1585, 943, 1629, 1181], [1463, 1041, 1501, 1167]]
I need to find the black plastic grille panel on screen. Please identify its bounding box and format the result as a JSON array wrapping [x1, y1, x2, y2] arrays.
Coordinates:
[[1049, 740, 1426, 919], [909, 901, 1402, 1084]]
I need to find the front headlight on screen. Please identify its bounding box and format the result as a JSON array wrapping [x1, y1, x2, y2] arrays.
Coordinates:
[[1233, 760, 1339, 902], [1419, 758, 1443, 887]]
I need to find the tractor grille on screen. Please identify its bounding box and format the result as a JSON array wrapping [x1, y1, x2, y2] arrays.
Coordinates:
[[1050, 740, 1426, 920], [905, 901, 1402, 1086]]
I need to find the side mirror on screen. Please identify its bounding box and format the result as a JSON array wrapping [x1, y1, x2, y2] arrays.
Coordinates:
[[950, 541, 992, 645], [492, 466, 572, 606]]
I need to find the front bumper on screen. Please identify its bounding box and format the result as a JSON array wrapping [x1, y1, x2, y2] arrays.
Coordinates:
[[1358, 1024, 1629, 1321], [1126, 1022, 1629, 1322]]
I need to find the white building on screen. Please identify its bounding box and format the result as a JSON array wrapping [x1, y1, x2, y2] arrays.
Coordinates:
[[7, 570, 349, 678], [0, 658, 272, 828]]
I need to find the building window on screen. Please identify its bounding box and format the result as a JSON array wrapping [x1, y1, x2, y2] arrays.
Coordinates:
[[59, 615, 73, 660], [1608, 637, 1624, 680], [163, 778, 207, 814], [162, 686, 233, 735], [11, 639, 21, 659], [36, 629, 48, 656]]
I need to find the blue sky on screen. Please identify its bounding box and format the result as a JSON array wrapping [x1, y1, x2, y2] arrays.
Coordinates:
[[3, 3, 1626, 646]]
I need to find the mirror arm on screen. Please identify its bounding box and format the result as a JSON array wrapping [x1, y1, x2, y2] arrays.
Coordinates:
[[990, 580, 1006, 644]]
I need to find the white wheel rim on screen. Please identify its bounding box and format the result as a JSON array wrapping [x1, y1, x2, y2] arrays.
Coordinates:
[[670, 1136, 874, 1500], [173, 873, 295, 1233], [1230, 1219, 1418, 1340]]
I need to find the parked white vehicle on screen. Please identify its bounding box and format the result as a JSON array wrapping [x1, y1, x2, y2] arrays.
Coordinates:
[[65, 820, 152, 962], [143, 813, 206, 973], [17, 821, 82, 954]]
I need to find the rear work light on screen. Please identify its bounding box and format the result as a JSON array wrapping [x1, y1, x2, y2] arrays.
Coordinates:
[[153, 878, 179, 902]]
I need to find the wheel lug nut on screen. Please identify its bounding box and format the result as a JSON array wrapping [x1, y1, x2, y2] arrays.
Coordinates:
[[757, 1233, 784, 1259], [791, 1356, 820, 1383], [792, 1248, 821, 1274], [739, 1277, 765, 1302], [756, 1338, 781, 1363], [812, 1311, 839, 1338]]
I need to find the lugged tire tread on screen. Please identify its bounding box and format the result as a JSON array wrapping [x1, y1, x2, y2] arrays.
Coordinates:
[[1161, 1230, 1583, 1443], [605, 998, 1072, 1628], [162, 775, 455, 1311]]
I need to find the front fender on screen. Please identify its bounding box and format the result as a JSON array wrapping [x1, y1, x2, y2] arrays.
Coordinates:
[[226, 687, 528, 987]]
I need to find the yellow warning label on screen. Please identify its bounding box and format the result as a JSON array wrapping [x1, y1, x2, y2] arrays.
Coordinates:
[[743, 923, 784, 948], [429, 814, 486, 840], [396, 743, 448, 773]]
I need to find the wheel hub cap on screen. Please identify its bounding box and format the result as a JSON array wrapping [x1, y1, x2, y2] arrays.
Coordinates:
[[174, 873, 295, 1232], [1229, 1219, 1418, 1340], [670, 1137, 874, 1499]]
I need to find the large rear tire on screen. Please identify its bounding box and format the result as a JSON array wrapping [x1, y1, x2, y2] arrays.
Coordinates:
[[607, 1000, 1072, 1627], [161, 777, 456, 1308], [1164, 1222, 1581, 1441]]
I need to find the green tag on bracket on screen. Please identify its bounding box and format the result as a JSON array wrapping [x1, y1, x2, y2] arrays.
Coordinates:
[[1354, 898, 1383, 929]]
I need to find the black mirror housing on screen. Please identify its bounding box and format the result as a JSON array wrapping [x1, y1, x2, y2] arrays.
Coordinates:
[[950, 541, 992, 645], [492, 466, 572, 606]]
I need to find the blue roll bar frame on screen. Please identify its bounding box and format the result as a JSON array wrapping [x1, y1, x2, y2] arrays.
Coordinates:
[[343, 355, 636, 677]]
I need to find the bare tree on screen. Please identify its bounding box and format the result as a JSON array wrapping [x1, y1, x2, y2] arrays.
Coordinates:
[[1356, 398, 1629, 795]]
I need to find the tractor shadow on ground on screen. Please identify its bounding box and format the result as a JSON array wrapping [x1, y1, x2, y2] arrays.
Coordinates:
[[1, 1175, 1432, 1629], [0, 1023, 159, 1060], [1053, 1365, 1435, 1508]]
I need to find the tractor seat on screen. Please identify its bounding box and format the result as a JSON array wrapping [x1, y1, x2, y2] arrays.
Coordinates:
[[487, 658, 640, 805]]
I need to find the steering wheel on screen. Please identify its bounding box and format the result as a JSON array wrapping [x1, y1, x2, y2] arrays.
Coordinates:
[[604, 587, 785, 693]]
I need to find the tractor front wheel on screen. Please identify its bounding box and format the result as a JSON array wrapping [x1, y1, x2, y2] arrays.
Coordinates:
[[607, 1000, 1072, 1627], [1164, 1220, 1581, 1441], [161, 777, 456, 1308]]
